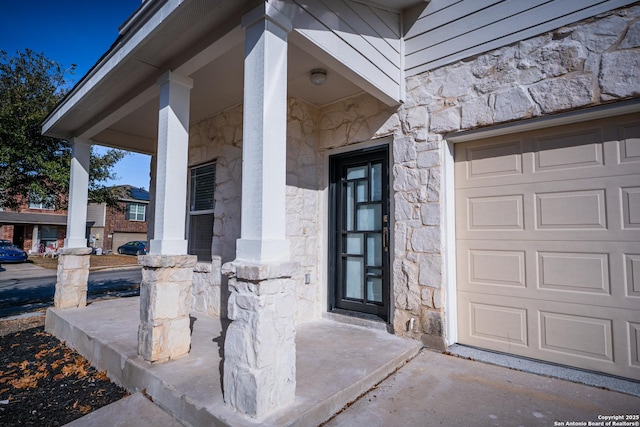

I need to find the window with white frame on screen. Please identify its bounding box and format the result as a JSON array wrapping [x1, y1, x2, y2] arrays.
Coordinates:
[[126, 203, 146, 221], [40, 225, 58, 250], [28, 194, 55, 210], [188, 162, 216, 261]]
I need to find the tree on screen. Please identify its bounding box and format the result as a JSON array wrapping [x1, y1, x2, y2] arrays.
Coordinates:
[[0, 49, 127, 211]]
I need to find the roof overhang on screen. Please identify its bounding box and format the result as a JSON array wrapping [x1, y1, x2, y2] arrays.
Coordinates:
[[0, 212, 68, 226], [42, 0, 427, 154]]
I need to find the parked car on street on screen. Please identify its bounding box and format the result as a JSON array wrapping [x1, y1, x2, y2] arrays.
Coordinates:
[[117, 241, 147, 255], [0, 239, 28, 263]]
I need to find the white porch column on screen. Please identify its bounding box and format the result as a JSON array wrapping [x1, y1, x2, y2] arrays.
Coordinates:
[[235, 4, 291, 263], [65, 139, 90, 248], [138, 71, 196, 363], [55, 138, 92, 309], [31, 225, 39, 254], [223, 5, 299, 420], [149, 71, 192, 256]]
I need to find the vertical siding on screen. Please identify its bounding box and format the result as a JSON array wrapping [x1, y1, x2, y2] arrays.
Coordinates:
[[291, 0, 402, 103], [86, 203, 106, 227], [404, 0, 639, 76]]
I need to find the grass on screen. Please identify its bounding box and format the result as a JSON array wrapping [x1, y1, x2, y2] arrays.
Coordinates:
[[27, 254, 140, 270]]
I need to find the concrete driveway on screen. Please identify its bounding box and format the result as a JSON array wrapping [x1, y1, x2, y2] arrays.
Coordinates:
[[326, 349, 640, 427], [0, 262, 55, 280]]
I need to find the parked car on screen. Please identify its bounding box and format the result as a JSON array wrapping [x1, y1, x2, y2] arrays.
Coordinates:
[[0, 239, 28, 263], [117, 241, 147, 255]]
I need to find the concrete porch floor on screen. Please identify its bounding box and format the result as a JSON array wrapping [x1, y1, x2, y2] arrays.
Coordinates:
[[45, 297, 422, 426]]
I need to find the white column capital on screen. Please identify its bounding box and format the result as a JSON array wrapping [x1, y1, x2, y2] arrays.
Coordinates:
[[70, 136, 92, 147], [241, 3, 292, 33], [157, 70, 193, 90]]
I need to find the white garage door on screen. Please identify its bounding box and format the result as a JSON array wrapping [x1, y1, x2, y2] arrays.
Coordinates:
[[455, 113, 640, 380], [112, 232, 147, 253]]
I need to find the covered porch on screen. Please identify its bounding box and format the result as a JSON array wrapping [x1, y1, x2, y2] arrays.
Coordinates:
[[41, 0, 428, 421], [46, 297, 421, 426]]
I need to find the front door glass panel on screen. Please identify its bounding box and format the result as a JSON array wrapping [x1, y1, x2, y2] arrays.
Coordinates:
[[330, 147, 389, 320]]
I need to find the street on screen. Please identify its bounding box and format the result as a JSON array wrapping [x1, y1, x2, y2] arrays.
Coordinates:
[[0, 266, 141, 318]]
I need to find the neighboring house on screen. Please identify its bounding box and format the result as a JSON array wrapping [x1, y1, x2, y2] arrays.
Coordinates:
[[87, 185, 150, 253], [0, 196, 67, 254], [42, 0, 640, 413]]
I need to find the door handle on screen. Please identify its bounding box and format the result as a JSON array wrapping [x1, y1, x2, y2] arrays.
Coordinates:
[[383, 226, 389, 252]]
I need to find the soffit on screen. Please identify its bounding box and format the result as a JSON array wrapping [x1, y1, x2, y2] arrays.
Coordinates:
[[43, 0, 404, 153], [351, 0, 428, 12]]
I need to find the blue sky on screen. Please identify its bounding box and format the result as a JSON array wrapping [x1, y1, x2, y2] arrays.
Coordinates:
[[1, 0, 151, 190]]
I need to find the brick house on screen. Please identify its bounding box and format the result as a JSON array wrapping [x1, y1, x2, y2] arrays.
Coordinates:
[[0, 196, 67, 254], [87, 185, 149, 253]]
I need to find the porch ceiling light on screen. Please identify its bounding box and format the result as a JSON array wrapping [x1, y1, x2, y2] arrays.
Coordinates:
[[310, 69, 327, 85]]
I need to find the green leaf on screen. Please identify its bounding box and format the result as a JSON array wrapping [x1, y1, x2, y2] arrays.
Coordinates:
[[0, 50, 126, 210]]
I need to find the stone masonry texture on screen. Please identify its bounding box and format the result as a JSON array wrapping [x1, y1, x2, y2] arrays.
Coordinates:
[[137, 254, 197, 363], [222, 261, 298, 419], [392, 4, 640, 345], [53, 248, 92, 309], [186, 4, 640, 347]]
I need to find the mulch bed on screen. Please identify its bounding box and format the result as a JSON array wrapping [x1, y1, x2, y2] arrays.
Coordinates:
[[28, 254, 140, 270], [0, 316, 129, 426]]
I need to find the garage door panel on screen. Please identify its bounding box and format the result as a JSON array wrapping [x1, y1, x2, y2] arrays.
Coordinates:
[[467, 301, 528, 347], [458, 292, 531, 348], [622, 187, 640, 229], [456, 119, 639, 190], [458, 241, 638, 310], [535, 189, 606, 230], [533, 128, 603, 172], [630, 322, 640, 369], [458, 292, 640, 379], [535, 303, 640, 377], [537, 251, 609, 295], [619, 122, 640, 163], [466, 194, 524, 231], [456, 176, 639, 242], [627, 254, 640, 298], [455, 113, 640, 380], [539, 311, 613, 361], [457, 160, 636, 189], [467, 249, 526, 288], [455, 139, 524, 181]]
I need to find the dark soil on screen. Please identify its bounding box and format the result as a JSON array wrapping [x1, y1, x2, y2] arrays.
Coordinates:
[[28, 254, 140, 270], [0, 318, 129, 426]]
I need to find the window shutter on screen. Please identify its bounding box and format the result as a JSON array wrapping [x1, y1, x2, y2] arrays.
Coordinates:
[[190, 164, 216, 212], [188, 162, 216, 261]]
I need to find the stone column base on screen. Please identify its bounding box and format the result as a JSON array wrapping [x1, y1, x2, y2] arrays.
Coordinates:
[[54, 247, 92, 309], [222, 260, 300, 420], [191, 256, 223, 316], [138, 254, 197, 363]]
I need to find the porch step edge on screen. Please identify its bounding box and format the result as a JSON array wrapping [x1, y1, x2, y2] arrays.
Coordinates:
[[290, 340, 422, 427], [322, 311, 390, 332], [46, 306, 238, 427]]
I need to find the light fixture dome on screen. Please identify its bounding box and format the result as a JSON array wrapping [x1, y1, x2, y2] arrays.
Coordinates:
[[310, 69, 327, 85]]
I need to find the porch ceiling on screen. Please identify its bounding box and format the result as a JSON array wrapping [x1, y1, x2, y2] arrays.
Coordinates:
[[90, 41, 365, 154], [42, 0, 426, 154]]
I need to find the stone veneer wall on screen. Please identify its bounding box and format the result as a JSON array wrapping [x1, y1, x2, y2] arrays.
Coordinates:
[[186, 3, 640, 339], [390, 4, 640, 343], [286, 99, 324, 323], [191, 257, 222, 316], [188, 99, 323, 323]]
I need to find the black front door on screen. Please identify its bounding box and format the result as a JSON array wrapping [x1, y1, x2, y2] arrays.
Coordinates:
[[329, 146, 390, 321], [13, 225, 25, 249]]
